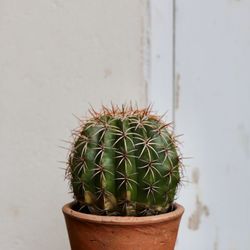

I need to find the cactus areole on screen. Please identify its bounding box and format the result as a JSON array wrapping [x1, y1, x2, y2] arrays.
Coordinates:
[[66, 105, 183, 216]]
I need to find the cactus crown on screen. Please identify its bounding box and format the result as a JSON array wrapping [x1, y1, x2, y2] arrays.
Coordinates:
[[66, 104, 183, 216]]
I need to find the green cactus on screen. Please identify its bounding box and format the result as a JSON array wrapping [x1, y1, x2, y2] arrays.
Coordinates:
[[66, 105, 183, 216]]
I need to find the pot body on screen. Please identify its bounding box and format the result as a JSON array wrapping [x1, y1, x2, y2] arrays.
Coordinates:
[[62, 202, 184, 250]]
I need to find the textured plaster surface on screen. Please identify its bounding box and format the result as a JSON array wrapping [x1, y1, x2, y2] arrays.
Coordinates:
[[0, 1, 148, 249], [174, 0, 250, 249]]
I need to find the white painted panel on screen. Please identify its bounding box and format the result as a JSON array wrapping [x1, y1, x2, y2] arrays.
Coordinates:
[[149, 0, 174, 119], [0, 1, 148, 249], [174, 1, 250, 249]]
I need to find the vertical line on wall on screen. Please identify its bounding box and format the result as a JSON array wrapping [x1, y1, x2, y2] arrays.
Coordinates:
[[146, 0, 151, 106], [142, 0, 151, 107], [172, 0, 176, 129]]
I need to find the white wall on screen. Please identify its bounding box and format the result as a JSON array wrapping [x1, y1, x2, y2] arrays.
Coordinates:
[[0, 1, 148, 249], [150, 1, 250, 249], [173, 1, 250, 249], [1, 1, 250, 249], [149, 0, 174, 118]]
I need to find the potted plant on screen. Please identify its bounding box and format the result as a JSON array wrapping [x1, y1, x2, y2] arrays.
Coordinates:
[[62, 104, 184, 250]]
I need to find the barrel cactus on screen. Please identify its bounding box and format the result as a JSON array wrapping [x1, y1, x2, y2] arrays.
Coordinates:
[[66, 105, 183, 216]]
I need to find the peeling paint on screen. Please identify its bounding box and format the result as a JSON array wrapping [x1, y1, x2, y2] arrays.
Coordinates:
[[9, 206, 20, 218], [192, 167, 200, 184], [214, 240, 218, 250], [175, 73, 181, 110], [188, 196, 209, 231], [104, 69, 112, 79]]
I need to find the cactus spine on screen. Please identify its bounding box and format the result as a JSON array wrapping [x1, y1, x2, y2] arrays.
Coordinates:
[[66, 105, 182, 216]]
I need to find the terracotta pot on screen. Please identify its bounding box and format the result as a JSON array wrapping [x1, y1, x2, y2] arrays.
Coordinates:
[[62, 202, 184, 250]]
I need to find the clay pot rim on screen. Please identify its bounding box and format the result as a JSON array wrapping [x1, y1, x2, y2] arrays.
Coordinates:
[[62, 202, 184, 225]]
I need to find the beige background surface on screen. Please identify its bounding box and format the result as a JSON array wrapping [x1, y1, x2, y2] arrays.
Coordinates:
[[1, 1, 250, 250], [0, 1, 148, 249]]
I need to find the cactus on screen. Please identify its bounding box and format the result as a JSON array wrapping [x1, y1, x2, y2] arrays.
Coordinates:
[[66, 105, 183, 216]]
